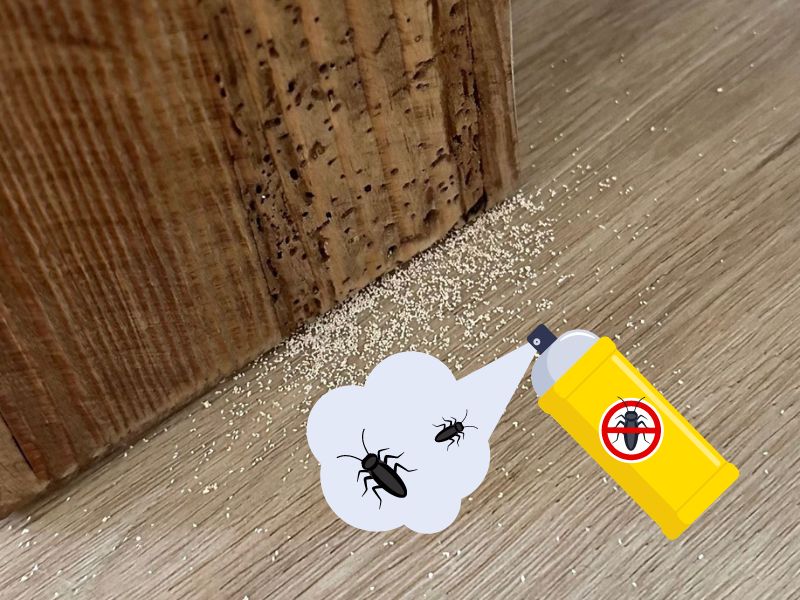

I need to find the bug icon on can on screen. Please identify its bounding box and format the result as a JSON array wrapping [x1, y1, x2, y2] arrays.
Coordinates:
[[599, 397, 663, 462]]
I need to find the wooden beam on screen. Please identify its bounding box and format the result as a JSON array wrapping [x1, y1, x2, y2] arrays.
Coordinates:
[[0, 0, 516, 512]]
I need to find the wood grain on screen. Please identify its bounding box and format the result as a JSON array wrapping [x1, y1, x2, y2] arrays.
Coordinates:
[[0, 0, 515, 509], [0, 419, 44, 515], [1, 0, 799, 598]]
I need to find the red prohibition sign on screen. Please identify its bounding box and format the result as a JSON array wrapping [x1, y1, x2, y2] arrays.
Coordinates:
[[599, 398, 662, 462]]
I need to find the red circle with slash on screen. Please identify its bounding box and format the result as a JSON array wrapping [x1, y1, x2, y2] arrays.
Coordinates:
[[599, 398, 662, 462]]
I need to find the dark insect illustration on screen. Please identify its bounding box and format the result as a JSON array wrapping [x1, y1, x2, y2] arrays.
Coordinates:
[[612, 397, 652, 451], [337, 429, 416, 509], [434, 410, 478, 450]]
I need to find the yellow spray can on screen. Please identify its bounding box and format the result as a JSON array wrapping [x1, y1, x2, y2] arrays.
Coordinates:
[[528, 324, 738, 539]]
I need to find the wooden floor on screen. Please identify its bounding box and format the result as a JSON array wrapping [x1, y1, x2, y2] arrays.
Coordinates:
[[2, 0, 799, 597]]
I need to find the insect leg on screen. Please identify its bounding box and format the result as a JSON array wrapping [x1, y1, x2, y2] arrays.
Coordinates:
[[361, 476, 374, 496], [394, 463, 417, 473], [372, 485, 383, 509], [357, 469, 368, 481], [383, 452, 405, 470], [613, 418, 626, 443], [375, 448, 389, 461], [446, 439, 456, 451]]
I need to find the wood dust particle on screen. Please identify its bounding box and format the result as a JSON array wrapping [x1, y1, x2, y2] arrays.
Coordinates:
[[245, 189, 558, 400]]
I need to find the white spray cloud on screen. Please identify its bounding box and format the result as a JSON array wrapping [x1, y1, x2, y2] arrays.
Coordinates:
[[307, 344, 535, 533]]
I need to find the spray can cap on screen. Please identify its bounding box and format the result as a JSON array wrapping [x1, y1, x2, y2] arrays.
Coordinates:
[[527, 324, 557, 354]]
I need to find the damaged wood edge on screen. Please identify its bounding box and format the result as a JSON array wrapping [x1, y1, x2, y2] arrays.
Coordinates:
[[465, 0, 519, 204], [206, 0, 517, 342], [505, 2, 518, 157], [184, 0, 521, 375], [0, 413, 45, 515]]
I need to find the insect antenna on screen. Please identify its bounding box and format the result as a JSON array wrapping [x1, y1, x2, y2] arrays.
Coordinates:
[[635, 397, 645, 410], [361, 428, 369, 454], [336, 454, 361, 461], [618, 396, 630, 410], [460, 409, 478, 428]]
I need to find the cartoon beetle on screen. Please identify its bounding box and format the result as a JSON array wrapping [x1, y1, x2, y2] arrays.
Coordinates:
[[434, 410, 478, 450], [337, 429, 416, 508]]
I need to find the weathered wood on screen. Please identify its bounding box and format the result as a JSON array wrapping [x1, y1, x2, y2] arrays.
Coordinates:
[[466, 0, 517, 199], [0, 420, 44, 515], [0, 0, 796, 597], [0, 0, 516, 509]]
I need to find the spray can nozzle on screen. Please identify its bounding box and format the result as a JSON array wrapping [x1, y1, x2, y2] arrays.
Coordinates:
[[527, 324, 557, 354]]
